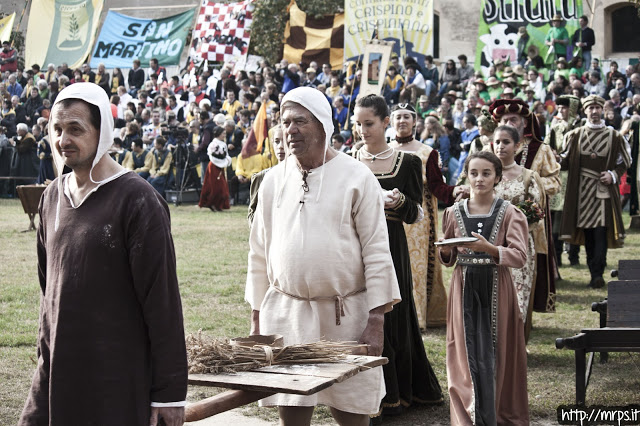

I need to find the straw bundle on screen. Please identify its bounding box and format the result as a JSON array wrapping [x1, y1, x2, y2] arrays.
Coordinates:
[[186, 332, 367, 374]]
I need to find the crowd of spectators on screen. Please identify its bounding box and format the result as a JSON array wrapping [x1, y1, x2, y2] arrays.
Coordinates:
[[1, 21, 639, 203]]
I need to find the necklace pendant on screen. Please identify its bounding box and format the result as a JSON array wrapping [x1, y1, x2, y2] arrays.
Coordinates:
[[371, 156, 376, 162]]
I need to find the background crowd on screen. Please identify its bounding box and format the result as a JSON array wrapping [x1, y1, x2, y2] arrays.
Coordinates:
[[0, 13, 639, 206]]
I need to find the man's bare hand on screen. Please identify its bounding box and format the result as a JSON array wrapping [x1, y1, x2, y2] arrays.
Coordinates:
[[358, 306, 385, 356], [600, 171, 613, 186], [250, 309, 260, 336], [150, 406, 184, 426]]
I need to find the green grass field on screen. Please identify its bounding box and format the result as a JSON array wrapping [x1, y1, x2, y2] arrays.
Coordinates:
[[1, 198, 639, 425]]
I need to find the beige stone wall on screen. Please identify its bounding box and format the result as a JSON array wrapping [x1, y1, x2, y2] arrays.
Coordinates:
[[434, 0, 482, 63], [588, 0, 638, 59]]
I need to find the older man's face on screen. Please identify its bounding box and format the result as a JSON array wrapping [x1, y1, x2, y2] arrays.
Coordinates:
[[499, 113, 525, 139], [50, 101, 99, 170], [281, 102, 325, 161]]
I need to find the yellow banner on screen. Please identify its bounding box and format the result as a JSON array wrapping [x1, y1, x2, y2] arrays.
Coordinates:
[[0, 13, 16, 44], [344, 0, 433, 62], [26, 0, 104, 69]]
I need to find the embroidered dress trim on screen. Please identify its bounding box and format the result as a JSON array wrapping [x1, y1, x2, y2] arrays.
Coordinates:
[[462, 197, 499, 218]]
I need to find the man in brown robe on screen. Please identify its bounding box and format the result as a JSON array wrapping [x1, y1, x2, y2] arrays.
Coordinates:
[[19, 83, 187, 426], [560, 95, 631, 288]]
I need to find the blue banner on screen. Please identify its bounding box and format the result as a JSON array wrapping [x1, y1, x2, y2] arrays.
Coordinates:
[[90, 8, 195, 68]]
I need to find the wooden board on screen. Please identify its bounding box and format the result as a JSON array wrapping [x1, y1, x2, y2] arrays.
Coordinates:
[[253, 355, 387, 382], [607, 281, 640, 328], [188, 356, 387, 395], [189, 371, 334, 395], [617, 260, 640, 281]]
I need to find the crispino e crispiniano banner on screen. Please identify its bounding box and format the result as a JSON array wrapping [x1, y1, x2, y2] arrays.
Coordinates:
[[344, 0, 433, 63]]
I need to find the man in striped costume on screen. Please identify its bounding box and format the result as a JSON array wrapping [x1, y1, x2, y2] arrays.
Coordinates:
[[560, 95, 631, 288]]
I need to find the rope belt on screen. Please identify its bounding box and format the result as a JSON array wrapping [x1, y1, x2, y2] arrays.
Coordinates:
[[456, 254, 496, 267], [271, 286, 367, 326]]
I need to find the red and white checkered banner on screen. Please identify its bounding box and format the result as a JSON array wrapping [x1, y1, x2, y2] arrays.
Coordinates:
[[191, 0, 254, 65]]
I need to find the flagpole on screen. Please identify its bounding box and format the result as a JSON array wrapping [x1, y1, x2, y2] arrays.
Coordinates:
[[344, 24, 377, 135], [14, 0, 31, 44]]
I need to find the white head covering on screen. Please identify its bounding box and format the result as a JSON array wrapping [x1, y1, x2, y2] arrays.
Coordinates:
[[280, 87, 334, 203], [208, 138, 232, 169], [50, 82, 120, 230]]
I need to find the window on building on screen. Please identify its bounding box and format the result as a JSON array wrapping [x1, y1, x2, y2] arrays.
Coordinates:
[[611, 6, 640, 53]]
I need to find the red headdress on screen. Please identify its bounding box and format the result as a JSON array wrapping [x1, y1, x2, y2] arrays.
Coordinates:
[[488, 99, 542, 142]]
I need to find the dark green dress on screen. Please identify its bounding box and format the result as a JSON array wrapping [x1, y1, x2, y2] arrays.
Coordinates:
[[356, 149, 443, 413]]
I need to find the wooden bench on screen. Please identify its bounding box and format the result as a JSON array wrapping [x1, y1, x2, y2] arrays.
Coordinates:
[[556, 262, 640, 405], [590, 260, 640, 363], [185, 355, 387, 422], [16, 185, 46, 231]]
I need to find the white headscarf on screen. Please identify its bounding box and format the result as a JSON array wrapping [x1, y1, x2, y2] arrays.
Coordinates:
[[280, 87, 334, 203], [50, 82, 122, 230]]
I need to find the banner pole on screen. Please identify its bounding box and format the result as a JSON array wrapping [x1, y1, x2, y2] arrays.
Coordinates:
[[13, 0, 31, 46]]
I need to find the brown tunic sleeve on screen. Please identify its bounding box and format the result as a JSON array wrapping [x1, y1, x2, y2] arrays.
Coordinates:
[[127, 188, 188, 403]]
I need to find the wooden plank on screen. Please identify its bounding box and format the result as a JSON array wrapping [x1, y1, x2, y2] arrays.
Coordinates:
[[607, 281, 640, 327], [185, 390, 274, 422], [255, 362, 361, 381], [578, 328, 640, 350], [576, 349, 586, 405], [617, 260, 640, 280], [189, 371, 335, 395], [253, 356, 387, 382]]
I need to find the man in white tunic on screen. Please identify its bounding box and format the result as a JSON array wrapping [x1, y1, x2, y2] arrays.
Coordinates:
[[246, 87, 401, 426]]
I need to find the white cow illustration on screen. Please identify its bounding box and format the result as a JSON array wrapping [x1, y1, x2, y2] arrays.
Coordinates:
[[479, 23, 518, 75]]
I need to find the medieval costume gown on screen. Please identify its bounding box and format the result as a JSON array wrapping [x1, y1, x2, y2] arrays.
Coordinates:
[[199, 137, 231, 211], [19, 172, 188, 425], [560, 125, 631, 254], [399, 144, 453, 329], [494, 168, 545, 341], [246, 153, 401, 414], [439, 198, 529, 425], [515, 138, 560, 313], [354, 149, 443, 412]]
